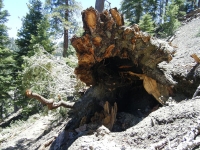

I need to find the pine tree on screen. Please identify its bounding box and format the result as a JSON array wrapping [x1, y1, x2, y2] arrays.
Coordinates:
[[139, 13, 155, 35], [174, 0, 186, 18], [121, 0, 143, 24], [29, 15, 55, 56], [162, 0, 181, 36], [0, 0, 16, 120], [45, 0, 81, 57], [121, 0, 159, 25], [14, 0, 55, 115], [15, 0, 43, 62]]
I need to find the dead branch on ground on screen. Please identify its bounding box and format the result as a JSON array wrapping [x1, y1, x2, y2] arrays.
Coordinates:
[[25, 90, 74, 110]]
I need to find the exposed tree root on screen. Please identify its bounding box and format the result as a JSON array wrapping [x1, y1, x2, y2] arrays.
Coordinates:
[[72, 7, 176, 105], [90, 101, 117, 130]]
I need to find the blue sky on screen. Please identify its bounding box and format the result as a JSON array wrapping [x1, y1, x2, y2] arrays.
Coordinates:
[[4, 0, 121, 38]]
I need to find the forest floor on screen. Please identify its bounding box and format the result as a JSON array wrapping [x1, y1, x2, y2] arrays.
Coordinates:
[[1, 10, 200, 150], [0, 112, 68, 150]]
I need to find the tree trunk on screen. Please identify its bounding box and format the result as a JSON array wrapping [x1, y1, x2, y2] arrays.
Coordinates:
[[0, 102, 3, 121], [159, 0, 164, 24], [14, 89, 19, 113], [95, 0, 105, 12], [63, 0, 69, 57]]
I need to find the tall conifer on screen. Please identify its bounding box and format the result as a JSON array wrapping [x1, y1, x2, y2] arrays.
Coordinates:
[[45, 0, 81, 57], [0, 0, 16, 119]]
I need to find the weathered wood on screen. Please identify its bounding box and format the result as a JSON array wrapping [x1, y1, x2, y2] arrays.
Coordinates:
[[0, 109, 22, 128], [25, 90, 74, 110]]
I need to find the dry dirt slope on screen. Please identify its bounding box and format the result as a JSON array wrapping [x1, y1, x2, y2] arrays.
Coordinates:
[[0, 113, 68, 150], [69, 97, 200, 150]]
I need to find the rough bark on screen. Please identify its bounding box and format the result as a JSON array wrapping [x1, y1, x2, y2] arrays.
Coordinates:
[[63, 0, 69, 57]]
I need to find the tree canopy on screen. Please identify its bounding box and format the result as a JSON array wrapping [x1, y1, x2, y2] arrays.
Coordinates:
[[44, 0, 81, 57], [0, 0, 16, 120], [16, 0, 43, 58]]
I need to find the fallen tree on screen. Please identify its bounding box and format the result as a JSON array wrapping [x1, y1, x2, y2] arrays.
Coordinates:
[[25, 7, 200, 149], [0, 109, 23, 128]]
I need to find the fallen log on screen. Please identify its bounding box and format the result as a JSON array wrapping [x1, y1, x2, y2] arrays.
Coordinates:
[[0, 109, 23, 128]]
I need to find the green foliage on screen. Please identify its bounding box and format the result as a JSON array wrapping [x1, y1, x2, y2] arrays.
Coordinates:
[[0, 48, 16, 119], [44, 0, 81, 56], [21, 46, 79, 113], [0, 1, 10, 48], [29, 15, 55, 56], [44, 0, 81, 38], [121, 0, 143, 24], [120, 0, 189, 37], [174, 0, 186, 18], [15, 0, 43, 62], [65, 54, 77, 68], [161, 0, 181, 36], [139, 13, 155, 35], [0, 0, 16, 120], [120, 0, 158, 24], [14, 0, 56, 115]]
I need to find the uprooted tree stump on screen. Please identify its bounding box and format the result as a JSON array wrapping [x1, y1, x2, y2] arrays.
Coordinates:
[[72, 7, 176, 105], [26, 7, 200, 149]]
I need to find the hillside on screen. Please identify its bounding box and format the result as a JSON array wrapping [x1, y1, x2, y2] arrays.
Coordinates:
[[1, 9, 200, 150]]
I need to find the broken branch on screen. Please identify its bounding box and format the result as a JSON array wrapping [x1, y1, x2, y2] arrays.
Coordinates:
[[25, 90, 74, 110]]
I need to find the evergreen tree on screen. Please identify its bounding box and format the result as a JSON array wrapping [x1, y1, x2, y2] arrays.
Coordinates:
[[174, 0, 186, 18], [45, 0, 81, 57], [121, 0, 143, 24], [121, 0, 159, 24], [14, 0, 43, 112], [162, 0, 181, 36], [15, 0, 43, 62], [14, 0, 55, 115], [139, 13, 155, 35], [0, 0, 16, 120], [29, 15, 55, 56]]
